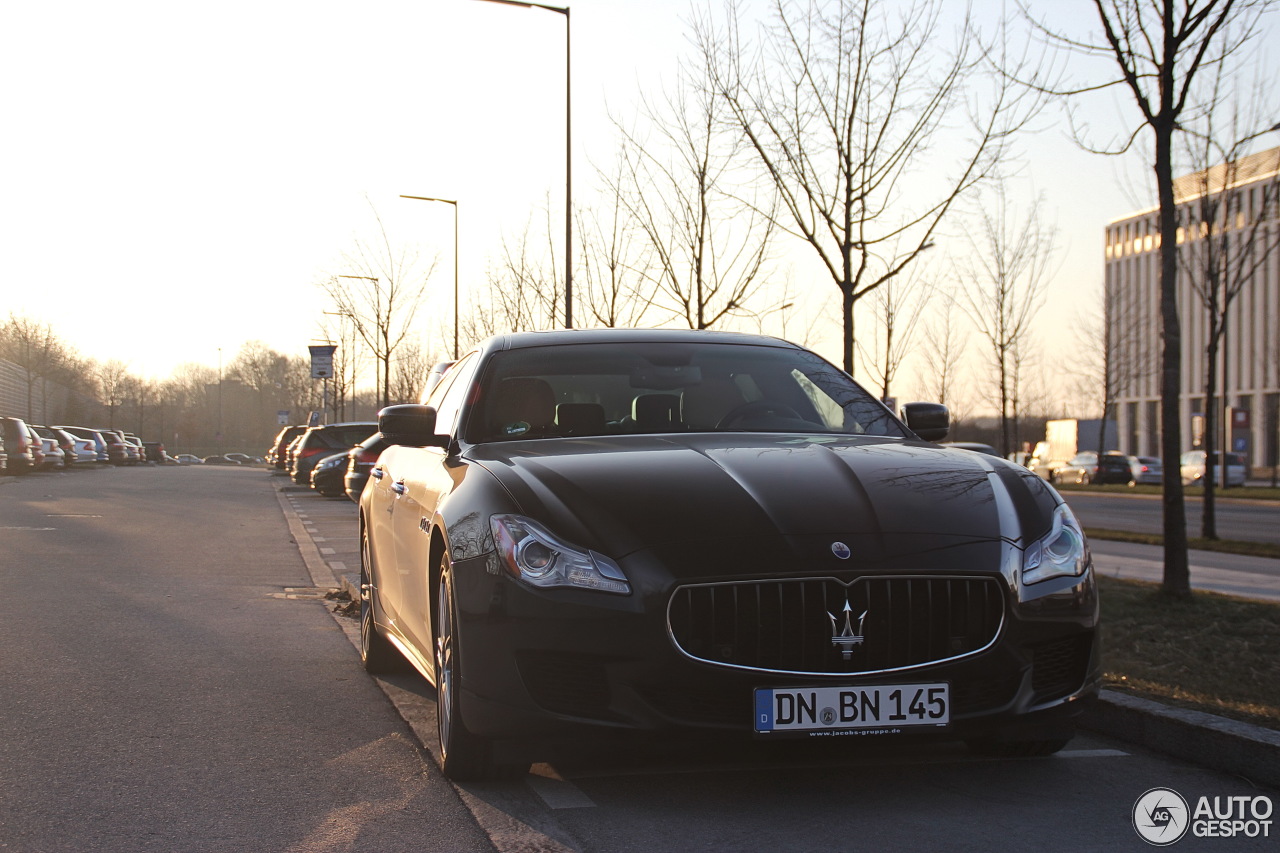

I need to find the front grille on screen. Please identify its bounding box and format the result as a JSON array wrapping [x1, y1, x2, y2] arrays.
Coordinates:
[[668, 576, 1005, 676]]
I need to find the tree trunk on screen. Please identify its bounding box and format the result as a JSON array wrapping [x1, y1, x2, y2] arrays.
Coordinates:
[[1155, 123, 1192, 597], [1202, 338, 1219, 539]]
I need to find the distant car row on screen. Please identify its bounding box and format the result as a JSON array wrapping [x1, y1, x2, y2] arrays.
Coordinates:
[[0, 416, 168, 474], [266, 421, 382, 501], [171, 453, 264, 465], [1007, 448, 1247, 488]]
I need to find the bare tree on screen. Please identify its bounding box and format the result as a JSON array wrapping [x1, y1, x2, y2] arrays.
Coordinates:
[[1020, 0, 1275, 596], [1067, 293, 1151, 454], [574, 201, 656, 328], [96, 360, 130, 430], [953, 181, 1057, 457], [917, 297, 971, 427], [312, 315, 362, 421], [695, 0, 1041, 376], [1177, 80, 1280, 537], [0, 313, 65, 422], [320, 202, 436, 410], [608, 58, 778, 330], [858, 264, 931, 402], [389, 340, 438, 405]]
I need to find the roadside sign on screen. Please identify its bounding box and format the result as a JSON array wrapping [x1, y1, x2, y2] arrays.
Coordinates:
[[309, 345, 337, 379]]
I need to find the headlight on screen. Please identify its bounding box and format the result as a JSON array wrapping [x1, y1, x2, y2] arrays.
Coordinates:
[[1023, 504, 1089, 585], [490, 514, 631, 594]]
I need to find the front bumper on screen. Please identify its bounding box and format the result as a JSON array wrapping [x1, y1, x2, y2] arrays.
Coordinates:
[[450, 551, 1101, 745]]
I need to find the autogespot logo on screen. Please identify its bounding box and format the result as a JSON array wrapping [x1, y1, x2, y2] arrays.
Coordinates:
[[1133, 788, 1190, 846]]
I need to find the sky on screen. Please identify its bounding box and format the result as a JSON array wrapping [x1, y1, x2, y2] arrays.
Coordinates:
[[2, 1, 1275, 407]]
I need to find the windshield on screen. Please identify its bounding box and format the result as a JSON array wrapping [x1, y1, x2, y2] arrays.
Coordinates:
[[464, 341, 908, 443]]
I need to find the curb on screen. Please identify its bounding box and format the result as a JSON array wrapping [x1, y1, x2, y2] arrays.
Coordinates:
[[1085, 690, 1280, 788]]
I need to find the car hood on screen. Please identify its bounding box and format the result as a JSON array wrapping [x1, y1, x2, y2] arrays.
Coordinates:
[[467, 434, 1061, 566]]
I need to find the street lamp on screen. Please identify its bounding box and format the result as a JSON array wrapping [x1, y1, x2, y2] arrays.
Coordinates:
[[473, 0, 573, 329], [400, 195, 460, 358]]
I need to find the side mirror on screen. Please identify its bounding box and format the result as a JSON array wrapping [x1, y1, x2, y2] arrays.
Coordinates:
[[378, 404, 449, 448], [901, 402, 950, 442]]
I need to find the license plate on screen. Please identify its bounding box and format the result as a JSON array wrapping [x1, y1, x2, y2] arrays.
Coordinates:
[[754, 683, 949, 734]]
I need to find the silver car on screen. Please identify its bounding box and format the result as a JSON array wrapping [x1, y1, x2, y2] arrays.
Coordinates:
[[1179, 450, 1246, 487], [1127, 455, 1162, 486]]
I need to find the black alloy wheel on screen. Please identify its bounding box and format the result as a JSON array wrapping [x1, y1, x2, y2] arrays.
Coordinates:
[[435, 556, 526, 781]]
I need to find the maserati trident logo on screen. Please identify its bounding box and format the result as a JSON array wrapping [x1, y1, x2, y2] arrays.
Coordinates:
[[827, 600, 868, 660], [831, 541, 852, 560]]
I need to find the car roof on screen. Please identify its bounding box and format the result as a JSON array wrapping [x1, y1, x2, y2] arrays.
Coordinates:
[[485, 328, 800, 353]]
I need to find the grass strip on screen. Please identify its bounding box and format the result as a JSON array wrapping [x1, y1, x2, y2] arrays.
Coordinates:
[[1097, 575, 1280, 730], [1084, 528, 1280, 560]]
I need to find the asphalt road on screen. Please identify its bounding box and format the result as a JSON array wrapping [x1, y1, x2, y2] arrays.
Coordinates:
[[0, 465, 492, 852], [3, 466, 1276, 852], [1063, 491, 1280, 545]]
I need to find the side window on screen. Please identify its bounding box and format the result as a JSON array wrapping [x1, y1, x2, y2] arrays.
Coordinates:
[[428, 354, 479, 437]]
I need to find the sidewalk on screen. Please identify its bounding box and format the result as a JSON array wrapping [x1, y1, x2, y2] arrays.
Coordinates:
[[1089, 538, 1280, 602]]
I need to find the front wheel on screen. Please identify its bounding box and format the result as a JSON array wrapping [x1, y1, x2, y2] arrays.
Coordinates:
[[436, 558, 521, 781]]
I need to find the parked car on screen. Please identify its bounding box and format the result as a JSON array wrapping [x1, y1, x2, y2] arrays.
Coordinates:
[[142, 441, 171, 463], [268, 425, 307, 470], [121, 433, 145, 464], [173, 454, 203, 464], [1180, 450, 1247, 487], [421, 361, 455, 401], [97, 429, 130, 465], [25, 424, 46, 468], [1127, 455, 1163, 486], [224, 452, 260, 465], [2, 417, 38, 474], [359, 329, 1100, 780], [1053, 451, 1132, 485], [290, 422, 378, 487], [310, 452, 349, 497], [345, 433, 388, 502], [57, 426, 109, 463], [202, 454, 241, 464], [39, 425, 88, 466], [31, 425, 67, 469], [284, 434, 305, 477]]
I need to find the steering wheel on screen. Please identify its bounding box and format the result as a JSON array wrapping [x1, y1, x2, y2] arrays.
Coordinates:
[[716, 400, 803, 429]]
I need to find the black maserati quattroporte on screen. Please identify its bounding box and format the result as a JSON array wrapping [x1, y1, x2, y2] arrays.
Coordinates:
[[358, 329, 1100, 779]]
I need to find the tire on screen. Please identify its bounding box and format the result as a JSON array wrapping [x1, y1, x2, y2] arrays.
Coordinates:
[[360, 531, 406, 675], [966, 736, 1071, 758], [435, 557, 527, 781]]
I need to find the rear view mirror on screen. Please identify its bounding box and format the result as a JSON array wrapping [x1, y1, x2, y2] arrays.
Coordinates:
[[631, 365, 702, 390], [902, 402, 950, 442], [378, 404, 449, 448]]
